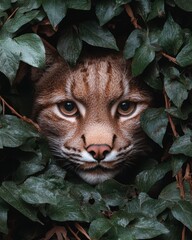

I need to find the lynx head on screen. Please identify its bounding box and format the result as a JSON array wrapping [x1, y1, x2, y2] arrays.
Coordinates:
[[33, 50, 152, 184]]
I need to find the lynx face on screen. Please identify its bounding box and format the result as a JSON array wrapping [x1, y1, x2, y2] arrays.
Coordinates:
[[33, 53, 152, 184]]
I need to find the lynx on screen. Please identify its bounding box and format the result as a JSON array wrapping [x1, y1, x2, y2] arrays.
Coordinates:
[[33, 50, 152, 184]]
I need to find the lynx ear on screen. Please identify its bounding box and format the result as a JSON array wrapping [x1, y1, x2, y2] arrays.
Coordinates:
[[30, 40, 62, 83]]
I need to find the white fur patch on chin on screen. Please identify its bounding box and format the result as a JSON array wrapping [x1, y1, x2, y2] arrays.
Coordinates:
[[78, 171, 117, 185]]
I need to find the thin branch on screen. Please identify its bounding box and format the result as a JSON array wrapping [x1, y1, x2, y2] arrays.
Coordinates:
[[176, 169, 185, 199], [124, 4, 142, 29], [67, 225, 81, 240], [0, 96, 40, 132], [5, 7, 19, 23], [161, 52, 178, 65], [75, 223, 92, 240], [181, 225, 186, 240]]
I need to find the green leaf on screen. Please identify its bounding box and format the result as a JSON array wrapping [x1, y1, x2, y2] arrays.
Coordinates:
[[136, 162, 171, 192], [174, 0, 192, 12], [166, 105, 192, 120], [172, 201, 192, 231], [176, 37, 192, 67], [171, 155, 188, 176], [123, 29, 144, 59], [0, 200, 8, 234], [147, 0, 165, 21], [42, 0, 67, 28], [136, 0, 151, 20], [14, 33, 45, 68], [169, 133, 192, 157], [21, 177, 58, 205], [89, 218, 112, 240], [0, 115, 39, 149], [66, 0, 91, 10], [159, 15, 183, 55], [17, 0, 42, 12], [131, 41, 155, 76], [0, 181, 40, 223], [0, 0, 11, 12], [140, 108, 168, 147], [79, 21, 118, 50], [57, 26, 82, 65], [128, 217, 169, 239], [164, 76, 188, 108], [4, 10, 39, 33], [95, 0, 123, 26], [0, 36, 20, 82]]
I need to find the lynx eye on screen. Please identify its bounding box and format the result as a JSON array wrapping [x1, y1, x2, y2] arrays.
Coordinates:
[[58, 101, 78, 117], [117, 101, 136, 116]]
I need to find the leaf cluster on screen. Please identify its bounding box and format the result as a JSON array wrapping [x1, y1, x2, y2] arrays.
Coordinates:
[[0, 0, 192, 239]]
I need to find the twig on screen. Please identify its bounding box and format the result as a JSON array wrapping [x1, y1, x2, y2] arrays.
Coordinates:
[[161, 52, 178, 65], [181, 225, 186, 240], [75, 223, 92, 240], [0, 96, 40, 132], [5, 7, 19, 23], [124, 4, 142, 29], [176, 169, 185, 199], [67, 225, 81, 240]]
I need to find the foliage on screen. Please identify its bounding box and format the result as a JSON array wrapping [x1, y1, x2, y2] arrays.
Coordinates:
[[0, 0, 192, 239]]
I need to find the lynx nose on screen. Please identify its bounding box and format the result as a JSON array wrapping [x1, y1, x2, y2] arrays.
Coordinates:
[[86, 144, 112, 162]]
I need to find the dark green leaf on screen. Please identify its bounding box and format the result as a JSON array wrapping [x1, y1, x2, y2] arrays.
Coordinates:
[[21, 177, 58, 205], [0, 0, 11, 12], [123, 29, 144, 59], [147, 0, 165, 21], [159, 15, 183, 55], [169, 133, 192, 157], [174, 0, 192, 11], [136, 0, 151, 20], [128, 217, 169, 239], [115, 0, 131, 7], [0, 36, 20, 82], [131, 41, 155, 76], [17, 0, 42, 12], [89, 218, 112, 240], [4, 10, 39, 33], [66, 0, 91, 10], [96, 0, 123, 26], [176, 37, 192, 67], [159, 182, 191, 201], [42, 0, 67, 28], [0, 115, 39, 149], [166, 105, 192, 120], [14, 33, 45, 68], [171, 155, 188, 176], [0, 182, 40, 223], [79, 21, 118, 50], [140, 108, 168, 147], [0, 200, 8, 234], [172, 201, 192, 231], [57, 26, 82, 65], [164, 76, 188, 108], [136, 162, 171, 192]]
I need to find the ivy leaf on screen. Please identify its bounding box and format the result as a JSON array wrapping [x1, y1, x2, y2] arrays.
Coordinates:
[[170, 155, 188, 176], [0, 0, 11, 12], [128, 217, 169, 239], [169, 133, 192, 157], [171, 201, 192, 231], [0, 115, 39, 149], [147, 0, 165, 21], [123, 29, 144, 60], [42, 0, 67, 28], [174, 0, 192, 12], [0, 36, 20, 82], [95, 0, 123, 26], [66, 0, 91, 10], [89, 218, 112, 240], [0, 182, 40, 223], [176, 37, 192, 67], [21, 177, 58, 205], [159, 15, 183, 55], [136, 0, 151, 20], [57, 26, 82, 66], [3, 10, 39, 33], [131, 41, 155, 76], [164, 77, 188, 108], [14, 33, 45, 68], [79, 21, 119, 50], [140, 108, 168, 147], [136, 162, 171, 192]]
